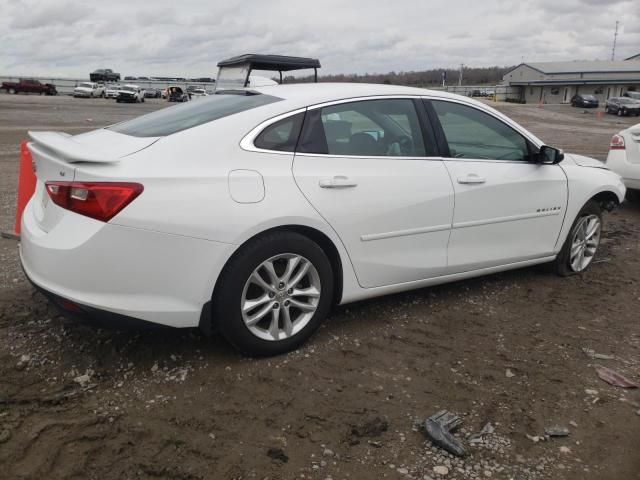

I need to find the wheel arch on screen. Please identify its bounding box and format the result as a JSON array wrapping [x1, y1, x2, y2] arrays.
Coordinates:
[[200, 224, 345, 335], [590, 190, 621, 212]]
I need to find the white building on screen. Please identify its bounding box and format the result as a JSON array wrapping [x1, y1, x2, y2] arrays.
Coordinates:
[[502, 59, 640, 104]]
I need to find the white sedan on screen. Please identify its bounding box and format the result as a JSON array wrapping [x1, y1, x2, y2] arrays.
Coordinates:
[[20, 84, 625, 356], [606, 123, 640, 192], [73, 82, 105, 98]]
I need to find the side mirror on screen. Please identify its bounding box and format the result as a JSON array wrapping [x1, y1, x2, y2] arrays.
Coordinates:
[[538, 145, 564, 164]]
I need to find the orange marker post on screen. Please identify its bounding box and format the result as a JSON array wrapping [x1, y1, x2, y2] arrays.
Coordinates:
[[13, 141, 37, 237]]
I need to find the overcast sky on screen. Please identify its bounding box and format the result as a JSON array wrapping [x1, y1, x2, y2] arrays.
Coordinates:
[[1, 0, 639, 78]]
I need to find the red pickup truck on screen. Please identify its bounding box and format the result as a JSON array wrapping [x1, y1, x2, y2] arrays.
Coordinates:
[[1, 79, 57, 95]]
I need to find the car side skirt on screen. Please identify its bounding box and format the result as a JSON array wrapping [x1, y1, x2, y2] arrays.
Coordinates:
[[339, 255, 556, 304]]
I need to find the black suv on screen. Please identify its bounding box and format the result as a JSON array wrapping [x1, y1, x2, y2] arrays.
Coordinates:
[[570, 94, 599, 108]]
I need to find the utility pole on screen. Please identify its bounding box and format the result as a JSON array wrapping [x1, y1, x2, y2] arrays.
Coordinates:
[[458, 64, 464, 87], [611, 20, 619, 61]]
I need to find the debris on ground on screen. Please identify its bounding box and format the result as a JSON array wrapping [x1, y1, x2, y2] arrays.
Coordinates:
[[505, 368, 516, 378], [544, 426, 570, 437], [468, 422, 495, 444], [424, 410, 466, 457], [266, 447, 289, 463], [582, 347, 615, 360], [350, 417, 388, 441], [595, 365, 638, 388]]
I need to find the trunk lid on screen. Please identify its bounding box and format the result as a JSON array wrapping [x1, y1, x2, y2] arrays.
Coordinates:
[[28, 129, 159, 232]]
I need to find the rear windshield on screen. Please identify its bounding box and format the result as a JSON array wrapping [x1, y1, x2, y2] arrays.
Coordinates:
[[110, 92, 281, 137], [582, 95, 596, 100]]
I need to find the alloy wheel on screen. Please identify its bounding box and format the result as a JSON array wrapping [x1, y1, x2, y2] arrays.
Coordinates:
[[241, 254, 321, 341], [569, 214, 601, 272]]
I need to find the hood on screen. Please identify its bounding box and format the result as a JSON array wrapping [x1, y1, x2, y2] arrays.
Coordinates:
[[565, 153, 608, 170], [75, 86, 93, 91], [29, 129, 160, 163]]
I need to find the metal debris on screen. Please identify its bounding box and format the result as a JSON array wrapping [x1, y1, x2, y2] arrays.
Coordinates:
[[544, 425, 570, 437], [595, 365, 638, 389], [424, 410, 466, 457]]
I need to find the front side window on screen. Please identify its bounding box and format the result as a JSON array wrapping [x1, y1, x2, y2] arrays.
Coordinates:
[[298, 99, 428, 157], [110, 93, 282, 137], [432, 100, 530, 161]]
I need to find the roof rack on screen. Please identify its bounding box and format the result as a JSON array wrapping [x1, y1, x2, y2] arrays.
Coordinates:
[[215, 54, 321, 89]]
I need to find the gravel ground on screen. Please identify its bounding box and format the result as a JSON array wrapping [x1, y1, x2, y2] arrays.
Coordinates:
[[0, 93, 639, 480]]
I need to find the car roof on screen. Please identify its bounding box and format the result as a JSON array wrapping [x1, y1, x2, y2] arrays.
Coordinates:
[[251, 82, 475, 109]]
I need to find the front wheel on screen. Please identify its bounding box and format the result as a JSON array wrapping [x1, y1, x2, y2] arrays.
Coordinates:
[[553, 201, 602, 276], [9, 88, 16, 94], [213, 232, 334, 356]]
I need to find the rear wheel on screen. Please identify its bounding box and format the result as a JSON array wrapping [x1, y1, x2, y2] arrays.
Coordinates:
[[605, 106, 610, 113], [214, 232, 334, 356], [554, 201, 602, 276], [9, 88, 16, 94]]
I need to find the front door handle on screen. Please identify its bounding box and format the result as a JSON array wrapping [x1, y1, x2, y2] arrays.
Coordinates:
[[319, 176, 358, 189], [457, 173, 486, 184]]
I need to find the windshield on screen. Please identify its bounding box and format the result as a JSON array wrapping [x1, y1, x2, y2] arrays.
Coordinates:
[[110, 92, 282, 137], [216, 65, 250, 90], [121, 86, 136, 92], [582, 95, 596, 100], [78, 83, 93, 88]]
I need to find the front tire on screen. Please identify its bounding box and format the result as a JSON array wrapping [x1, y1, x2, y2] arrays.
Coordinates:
[[554, 201, 602, 276], [214, 232, 334, 356]]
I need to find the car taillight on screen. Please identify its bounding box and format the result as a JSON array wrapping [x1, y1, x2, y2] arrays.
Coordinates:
[[45, 181, 143, 222], [610, 134, 625, 150]]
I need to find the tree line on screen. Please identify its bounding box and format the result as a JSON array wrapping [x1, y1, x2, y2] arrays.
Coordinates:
[[285, 66, 513, 87]]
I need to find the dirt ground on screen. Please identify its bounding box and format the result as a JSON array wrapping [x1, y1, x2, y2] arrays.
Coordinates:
[[0, 94, 639, 480]]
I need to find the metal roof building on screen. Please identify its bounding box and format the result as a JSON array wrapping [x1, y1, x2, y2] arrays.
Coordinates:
[[502, 59, 640, 104]]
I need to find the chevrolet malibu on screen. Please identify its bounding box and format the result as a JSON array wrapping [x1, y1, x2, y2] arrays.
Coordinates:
[[21, 84, 626, 356]]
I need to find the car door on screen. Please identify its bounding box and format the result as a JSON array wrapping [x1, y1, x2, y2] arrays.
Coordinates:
[[292, 97, 454, 288], [425, 98, 568, 273]]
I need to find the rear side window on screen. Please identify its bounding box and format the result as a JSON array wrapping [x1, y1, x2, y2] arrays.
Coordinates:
[[297, 99, 429, 157], [110, 93, 282, 137], [254, 113, 304, 152]]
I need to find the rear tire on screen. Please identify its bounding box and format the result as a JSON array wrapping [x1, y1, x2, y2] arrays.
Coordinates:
[[213, 232, 334, 356], [553, 200, 602, 277], [9, 88, 16, 94]]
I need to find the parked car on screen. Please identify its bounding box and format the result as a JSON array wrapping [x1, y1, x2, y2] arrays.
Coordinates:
[[605, 97, 640, 116], [144, 88, 161, 99], [570, 94, 599, 108], [116, 84, 145, 103], [73, 82, 105, 98], [167, 86, 189, 102], [124, 76, 137, 81], [189, 88, 208, 99], [605, 122, 640, 192], [90, 69, 121, 82], [21, 84, 625, 356], [623, 91, 640, 101], [104, 84, 121, 99], [1, 78, 57, 95]]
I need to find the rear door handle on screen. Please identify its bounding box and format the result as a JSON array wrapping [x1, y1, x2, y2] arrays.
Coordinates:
[[457, 174, 486, 184], [319, 176, 358, 188]]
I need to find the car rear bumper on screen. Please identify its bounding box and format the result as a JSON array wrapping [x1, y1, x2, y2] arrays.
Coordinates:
[[20, 198, 235, 329], [605, 150, 640, 189]]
